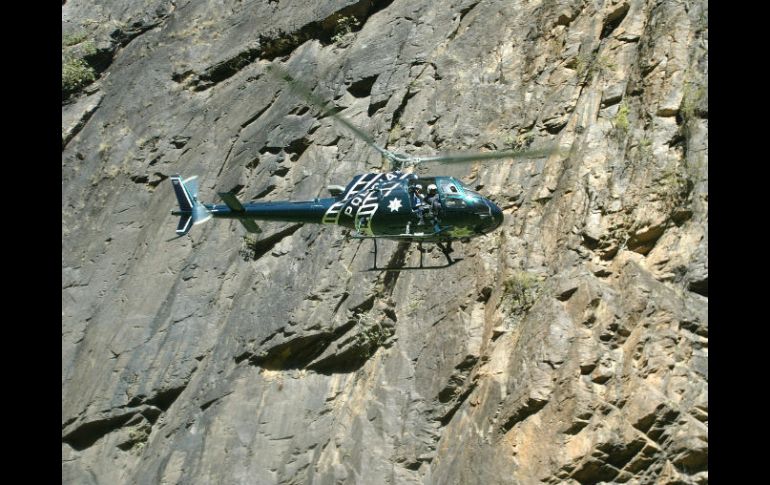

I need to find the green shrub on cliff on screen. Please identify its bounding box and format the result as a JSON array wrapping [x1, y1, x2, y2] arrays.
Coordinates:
[[503, 271, 541, 316], [62, 33, 98, 99], [62, 56, 96, 96]]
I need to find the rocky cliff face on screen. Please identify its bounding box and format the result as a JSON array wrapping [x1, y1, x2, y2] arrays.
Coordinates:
[[62, 0, 707, 483]]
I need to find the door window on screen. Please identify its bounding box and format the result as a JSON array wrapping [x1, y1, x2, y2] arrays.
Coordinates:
[[444, 198, 466, 208], [439, 180, 459, 195]]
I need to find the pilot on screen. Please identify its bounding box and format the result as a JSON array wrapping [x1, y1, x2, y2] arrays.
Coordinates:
[[425, 184, 439, 208]]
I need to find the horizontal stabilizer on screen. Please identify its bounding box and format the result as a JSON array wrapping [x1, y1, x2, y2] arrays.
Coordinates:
[[218, 192, 246, 212], [239, 219, 262, 233], [218, 192, 261, 233]]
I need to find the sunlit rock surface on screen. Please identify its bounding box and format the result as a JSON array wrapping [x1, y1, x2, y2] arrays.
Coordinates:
[[62, 0, 707, 483]]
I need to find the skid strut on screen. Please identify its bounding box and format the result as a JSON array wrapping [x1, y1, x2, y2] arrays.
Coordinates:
[[368, 239, 460, 271], [436, 241, 454, 265]]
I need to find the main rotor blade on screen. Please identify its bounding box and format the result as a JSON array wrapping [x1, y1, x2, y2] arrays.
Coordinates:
[[265, 64, 394, 160], [264, 64, 565, 170], [415, 146, 562, 165]]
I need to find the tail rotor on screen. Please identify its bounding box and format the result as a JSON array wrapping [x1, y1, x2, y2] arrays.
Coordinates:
[[170, 175, 211, 236]]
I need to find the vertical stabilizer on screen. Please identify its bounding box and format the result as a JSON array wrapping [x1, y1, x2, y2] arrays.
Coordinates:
[[170, 175, 211, 235]]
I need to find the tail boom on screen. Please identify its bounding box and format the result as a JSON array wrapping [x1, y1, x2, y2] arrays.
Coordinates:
[[209, 199, 335, 225], [171, 175, 336, 236]]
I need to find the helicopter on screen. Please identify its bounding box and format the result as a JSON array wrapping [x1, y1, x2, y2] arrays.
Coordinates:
[[170, 65, 554, 270]]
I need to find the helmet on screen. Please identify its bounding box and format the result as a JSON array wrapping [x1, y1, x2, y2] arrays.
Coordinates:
[[415, 184, 423, 191], [427, 184, 437, 194]]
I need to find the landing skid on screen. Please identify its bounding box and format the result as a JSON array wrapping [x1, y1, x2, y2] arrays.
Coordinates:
[[366, 240, 462, 271], [350, 225, 453, 240]]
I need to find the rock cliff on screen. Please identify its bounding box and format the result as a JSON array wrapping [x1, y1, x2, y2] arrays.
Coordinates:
[[62, 0, 708, 483]]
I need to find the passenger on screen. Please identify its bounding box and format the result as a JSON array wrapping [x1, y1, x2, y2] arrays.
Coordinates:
[[424, 184, 442, 233], [410, 184, 426, 225]]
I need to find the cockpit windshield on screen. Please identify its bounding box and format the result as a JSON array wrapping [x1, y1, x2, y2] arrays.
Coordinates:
[[450, 178, 483, 198], [454, 179, 471, 190]]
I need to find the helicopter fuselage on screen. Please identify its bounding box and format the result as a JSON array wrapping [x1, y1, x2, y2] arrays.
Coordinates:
[[197, 172, 503, 242]]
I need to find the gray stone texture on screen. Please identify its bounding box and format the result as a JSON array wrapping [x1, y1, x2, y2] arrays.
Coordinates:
[[63, 0, 708, 483]]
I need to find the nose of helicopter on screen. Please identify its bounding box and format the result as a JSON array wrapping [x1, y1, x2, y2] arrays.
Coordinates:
[[490, 201, 504, 229], [479, 198, 504, 233]]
